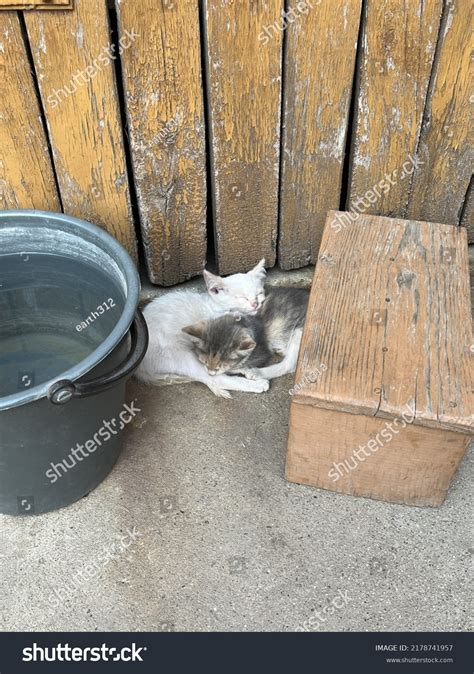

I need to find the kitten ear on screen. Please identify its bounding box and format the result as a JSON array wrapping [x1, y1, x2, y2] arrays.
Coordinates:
[[249, 258, 266, 277], [203, 269, 225, 295], [182, 320, 207, 341], [238, 335, 256, 352]]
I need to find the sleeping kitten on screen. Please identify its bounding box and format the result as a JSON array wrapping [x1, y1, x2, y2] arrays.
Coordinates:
[[182, 312, 273, 376], [136, 260, 269, 398], [182, 287, 309, 381]]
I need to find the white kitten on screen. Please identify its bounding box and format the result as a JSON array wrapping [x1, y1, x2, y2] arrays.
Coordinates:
[[136, 260, 269, 398]]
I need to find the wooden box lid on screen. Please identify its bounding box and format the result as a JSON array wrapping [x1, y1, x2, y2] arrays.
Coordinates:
[[293, 211, 474, 435]]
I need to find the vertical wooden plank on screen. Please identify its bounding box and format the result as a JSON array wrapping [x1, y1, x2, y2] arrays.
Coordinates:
[[116, 0, 207, 286], [278, 0, 362, 269], [24, 0, 137, 258], [406, 0, 472, 225], [0, 12, 59, 210], [460, 180, 473, 244], [469, 234, 474, 318], [204, 0, 283, 275], [348, 0, 442, 216]]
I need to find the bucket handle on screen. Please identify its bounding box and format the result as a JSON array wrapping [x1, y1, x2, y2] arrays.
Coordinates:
[[47, 309, 149, 405]]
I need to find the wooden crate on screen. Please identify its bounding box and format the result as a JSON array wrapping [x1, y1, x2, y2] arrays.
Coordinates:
[[286, 211, 473, 507]]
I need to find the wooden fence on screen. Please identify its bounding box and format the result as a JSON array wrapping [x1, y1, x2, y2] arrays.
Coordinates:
[[0, 0, 472, 285]]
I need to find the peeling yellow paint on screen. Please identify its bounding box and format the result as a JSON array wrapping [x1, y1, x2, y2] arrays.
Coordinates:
[[0, 12, 59, 210], [205, 0, 283, 274], [24, 0, 137, 259], [117, 0, 206, 285], [349, 0, 443, 217], [279, 0, 362, 270]]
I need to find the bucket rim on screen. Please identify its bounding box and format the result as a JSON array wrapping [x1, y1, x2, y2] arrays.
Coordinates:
[[0, 209, 140, 411]]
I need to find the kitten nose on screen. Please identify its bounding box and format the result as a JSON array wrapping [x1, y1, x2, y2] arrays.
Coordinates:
[[250, 302, 258, 310]]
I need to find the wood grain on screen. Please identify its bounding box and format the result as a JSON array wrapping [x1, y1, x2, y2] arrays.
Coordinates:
[[461, 179, 473, 244], [204, 0, 283, 274], [286, 404, 470, 506], [25, 0, 137, 258], [0, 0, 72, 7], [295, 211, 473, 434], [0, 12, 59, 210], [407, 0, 473, 225], [347, 0, 442, 216], [117, 0, 207, 286], [469, 243, 474, 318], [278, 0, 362, 270]]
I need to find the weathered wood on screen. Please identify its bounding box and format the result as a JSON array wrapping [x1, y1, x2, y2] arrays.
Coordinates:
[[461, 180, 473, 244], [278, 0, 362, 270], [117, 0, 207, 286], [0, 0, 72, 7], [0, 12, 59, 210], [25, 0, 137, 258], [286, 405, 470, 507], [348, 0, 442, 216], [287, 211, 473, 505], [407, 1, 472, 225], [469, 243, 474, 318], [204, 0, 282, 274], [297, 211, 473, 433]]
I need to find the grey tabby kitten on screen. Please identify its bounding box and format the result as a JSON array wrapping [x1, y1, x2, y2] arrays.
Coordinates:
[[182, 287, 309, 380]]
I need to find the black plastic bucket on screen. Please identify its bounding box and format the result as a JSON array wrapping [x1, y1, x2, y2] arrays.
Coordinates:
[[0, 210, 148, 515]]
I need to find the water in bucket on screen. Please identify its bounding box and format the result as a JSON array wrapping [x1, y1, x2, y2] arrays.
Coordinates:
[[0, 252, 126, 398]]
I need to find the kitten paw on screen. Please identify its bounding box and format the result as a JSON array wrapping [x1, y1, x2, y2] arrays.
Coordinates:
[[209, 385, 232, 399], [248, 378, 269, 393]]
